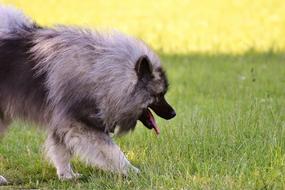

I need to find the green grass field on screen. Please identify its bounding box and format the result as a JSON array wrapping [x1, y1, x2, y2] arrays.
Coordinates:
[[0, 0, 285, 189]]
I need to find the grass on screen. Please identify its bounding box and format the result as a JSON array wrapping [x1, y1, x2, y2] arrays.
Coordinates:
[[0, 0, 285, 189], [1, 0, 285, 54]]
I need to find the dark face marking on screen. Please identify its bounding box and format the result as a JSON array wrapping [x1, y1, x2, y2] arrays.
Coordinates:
[[149, 96, 176, 120], [148, 67, 175, 120], [136, 62, 176, 132], [156, 67, 169, 93]]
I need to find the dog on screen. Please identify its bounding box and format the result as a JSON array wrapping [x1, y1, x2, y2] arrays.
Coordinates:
[[0, 5, 176, 183]]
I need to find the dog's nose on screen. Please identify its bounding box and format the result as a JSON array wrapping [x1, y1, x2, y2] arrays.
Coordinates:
[[165, 110, 176, 120], [170, 110, 176, 118]]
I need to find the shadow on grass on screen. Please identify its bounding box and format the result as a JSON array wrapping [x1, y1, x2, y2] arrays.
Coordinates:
[[160, 49, 284, 65]]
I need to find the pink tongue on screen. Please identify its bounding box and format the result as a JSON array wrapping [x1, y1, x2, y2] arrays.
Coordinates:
[[147, 110, 160, 135]]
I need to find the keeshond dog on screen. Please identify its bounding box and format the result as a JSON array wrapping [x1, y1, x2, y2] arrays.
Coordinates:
[[0, 5, 176, 183]]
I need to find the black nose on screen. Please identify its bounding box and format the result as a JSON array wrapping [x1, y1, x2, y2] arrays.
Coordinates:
[[164, 110, 176, 120], [170, 110, 176, 119]]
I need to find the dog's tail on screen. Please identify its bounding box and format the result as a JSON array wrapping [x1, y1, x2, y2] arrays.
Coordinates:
[[0, 5, 35, 33]]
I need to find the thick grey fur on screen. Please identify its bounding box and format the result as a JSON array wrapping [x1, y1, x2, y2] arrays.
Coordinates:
[[0, 5, 169, 182]]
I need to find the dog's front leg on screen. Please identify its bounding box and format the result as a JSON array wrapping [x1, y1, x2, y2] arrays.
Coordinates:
[[44, 132, 80, 180], [65, 128, 139, 175], [97, 140, 140, 175]]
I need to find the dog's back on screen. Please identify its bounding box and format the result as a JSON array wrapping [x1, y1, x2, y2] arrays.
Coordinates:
[[0, 5, 34, 32]]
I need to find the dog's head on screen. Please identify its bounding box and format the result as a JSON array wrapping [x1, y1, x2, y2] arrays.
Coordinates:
[[135, 55, 176, 135]]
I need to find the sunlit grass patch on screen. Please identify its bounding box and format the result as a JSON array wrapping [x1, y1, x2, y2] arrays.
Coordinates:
[[2, 0, 285, 53]]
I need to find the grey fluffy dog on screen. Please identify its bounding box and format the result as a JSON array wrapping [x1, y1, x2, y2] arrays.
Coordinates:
[[0, 6, 176, 183]]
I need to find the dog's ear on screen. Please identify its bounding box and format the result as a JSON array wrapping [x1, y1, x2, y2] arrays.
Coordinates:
[[135, 55, 153, 79]]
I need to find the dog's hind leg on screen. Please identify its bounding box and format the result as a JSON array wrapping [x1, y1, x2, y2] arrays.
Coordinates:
[[44, 132, 80, 180], [65, 127, 140, 175], [0, 110, 10, 136], [0, 111, 10, 185], [0, 122, 8, 185]]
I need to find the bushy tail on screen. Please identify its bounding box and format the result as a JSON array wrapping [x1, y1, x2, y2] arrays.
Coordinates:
[[0, 5, 34, 32]]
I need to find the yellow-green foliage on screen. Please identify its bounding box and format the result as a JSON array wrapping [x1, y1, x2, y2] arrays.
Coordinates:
[[1, 0, 285, 54]]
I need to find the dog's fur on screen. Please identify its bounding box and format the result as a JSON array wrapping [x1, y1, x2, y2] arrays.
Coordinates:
[[0, 6, 175, 182]]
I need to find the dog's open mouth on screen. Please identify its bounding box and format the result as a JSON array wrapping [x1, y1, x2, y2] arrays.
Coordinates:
[[139, 108, 160, 135], [138, 98, 176, 135]]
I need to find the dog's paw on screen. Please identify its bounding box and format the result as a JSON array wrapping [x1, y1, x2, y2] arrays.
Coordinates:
[[59, 172, 82, 181], [128, 165, 140, 175], [0, 175, 8, 185]]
